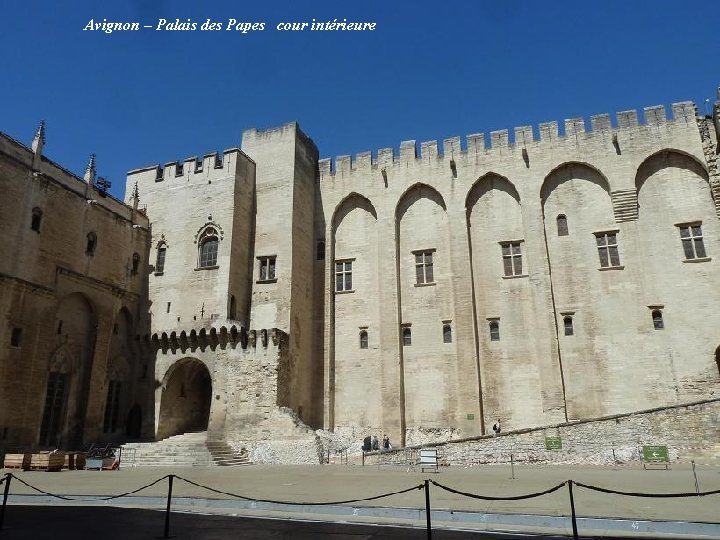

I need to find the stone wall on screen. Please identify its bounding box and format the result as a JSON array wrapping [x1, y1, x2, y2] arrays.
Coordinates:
[[429, 398, 720, 466], [317, 102, 720, 447], [0, 129, 152, 449]]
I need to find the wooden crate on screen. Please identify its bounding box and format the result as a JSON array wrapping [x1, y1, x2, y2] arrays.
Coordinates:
[[29, 452, 66, 471], [3, 453, 32, 469], [63, 453, 87, 470]]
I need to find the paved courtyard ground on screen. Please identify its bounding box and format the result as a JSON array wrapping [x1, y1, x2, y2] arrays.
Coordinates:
[[2, 462, 719, 538]]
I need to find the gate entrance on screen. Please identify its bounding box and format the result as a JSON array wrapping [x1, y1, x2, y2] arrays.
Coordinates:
[[157, 358, 212, 439]]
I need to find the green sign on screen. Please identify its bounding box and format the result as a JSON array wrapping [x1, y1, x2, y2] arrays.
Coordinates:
[[545, 436, 562, 450], [466, 414, 475, 420], [642, 445, 669, 462]]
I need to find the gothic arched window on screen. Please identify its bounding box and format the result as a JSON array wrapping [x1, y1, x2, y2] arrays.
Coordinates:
[[86, 232, 97, 255], [198, 227, 219, 268]]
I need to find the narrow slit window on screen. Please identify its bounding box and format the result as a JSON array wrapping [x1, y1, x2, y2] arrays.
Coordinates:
[[563, 316, 574, 336], [10, 328, 22, 347], [131, 253, 140, 275], [31, 208, 43, 232], [316, 240, 325, 261], [86, 232, 97, 256]]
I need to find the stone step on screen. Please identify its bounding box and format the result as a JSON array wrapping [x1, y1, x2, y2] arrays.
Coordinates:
[[121, 431, 216, 467], [205, 441, 253, 467]]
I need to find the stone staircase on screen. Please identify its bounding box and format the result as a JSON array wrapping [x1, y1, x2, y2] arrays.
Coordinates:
[[205, 440, 252, 466], [121, 431, 252, 467], [121, 431, 215, 467]]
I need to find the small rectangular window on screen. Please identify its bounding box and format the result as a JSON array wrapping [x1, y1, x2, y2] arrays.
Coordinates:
[[678, 223, 707, 260], [258, 256, 277, 282], [402, 326, 412, 346], [335, 260, 353, 292], [359, 330, 368, 349], [595, 232, 621, 268], [500, 241, 523, 276], [489, 320, 500, 341], [414, 250, 434, 284], [31, 208, 43, 232], [10, 328, 22, 347], [442, 323, 452, 343]]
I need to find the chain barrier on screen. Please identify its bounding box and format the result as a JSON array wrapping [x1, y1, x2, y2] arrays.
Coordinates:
[[5, 473, 170, 502], [430, 479, 568, 501], [174, 475, 424, 506], [573, 481, 720, 498], [2, 472, 720, 540]]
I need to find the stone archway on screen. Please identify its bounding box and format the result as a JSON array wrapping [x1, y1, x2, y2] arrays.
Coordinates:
[[157, 358, 212, 440]]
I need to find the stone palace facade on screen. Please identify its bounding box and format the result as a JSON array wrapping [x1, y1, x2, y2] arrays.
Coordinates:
[[2, 91, 719, 460]]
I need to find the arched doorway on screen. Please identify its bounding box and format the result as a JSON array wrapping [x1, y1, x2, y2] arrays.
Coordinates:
[[716, 346, 720, 377], [157, 358, 212, 439], [126, 404, 142, 439]]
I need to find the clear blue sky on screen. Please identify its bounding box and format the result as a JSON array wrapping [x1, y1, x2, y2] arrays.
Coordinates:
[[2, 0, 718, 200]]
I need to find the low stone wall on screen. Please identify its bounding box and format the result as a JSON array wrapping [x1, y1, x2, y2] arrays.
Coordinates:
[[434, 398, 720, 466]]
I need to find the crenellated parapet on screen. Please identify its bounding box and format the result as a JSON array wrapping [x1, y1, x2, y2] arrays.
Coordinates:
[[126, 147, 254, 192], [318, 101, 698, 179], [150, 324, 287, 355]]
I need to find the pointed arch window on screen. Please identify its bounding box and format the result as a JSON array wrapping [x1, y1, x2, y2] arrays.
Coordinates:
[[131, 253, 140, 275], [31, 207, 43, 232], [155, 243, 167, 275], [197, 227, 219, 268], [557, 214, 568, 236], [86, 232, 97, 256]]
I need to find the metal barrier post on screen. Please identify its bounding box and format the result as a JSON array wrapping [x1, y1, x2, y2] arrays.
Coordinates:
[[692, 460, 700, 494], [510, 453, 515, 479], [0, 473, 12, 530], [567, 481, 578, 540], [424, 479, 432, 540], [162, 474, 174, 538]]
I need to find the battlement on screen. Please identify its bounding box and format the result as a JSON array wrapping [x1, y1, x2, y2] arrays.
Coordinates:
[[127, 148, 252, 182], [318, 101, 698, 177], [150, 325, 287, 355]]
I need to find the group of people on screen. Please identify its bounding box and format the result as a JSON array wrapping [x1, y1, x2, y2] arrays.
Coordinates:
[[363, 434, 391, 452], [361, 420, 501, 453]]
